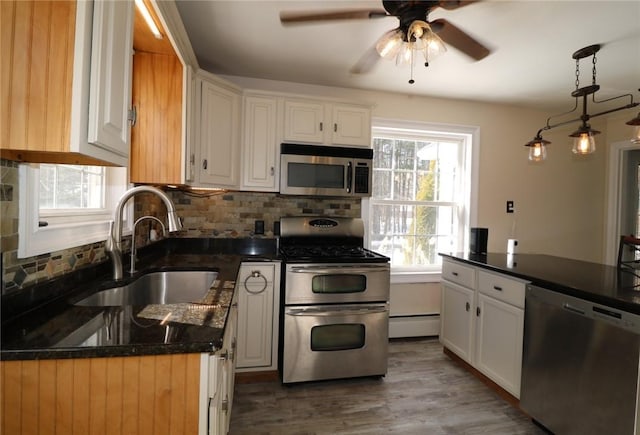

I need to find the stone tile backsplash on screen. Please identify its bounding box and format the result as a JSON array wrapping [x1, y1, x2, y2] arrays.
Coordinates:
[[1, 158, 361, 295]]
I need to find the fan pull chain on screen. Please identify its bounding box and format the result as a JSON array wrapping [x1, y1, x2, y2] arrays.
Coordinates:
[[409, 49, 415, 84]]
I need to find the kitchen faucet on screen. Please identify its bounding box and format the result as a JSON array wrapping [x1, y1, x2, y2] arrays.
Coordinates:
[[130, 216, 166, 275], [106, 186, 182, 280]]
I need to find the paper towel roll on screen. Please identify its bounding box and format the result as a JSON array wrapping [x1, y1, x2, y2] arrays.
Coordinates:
[[507, 238, 518, 255]]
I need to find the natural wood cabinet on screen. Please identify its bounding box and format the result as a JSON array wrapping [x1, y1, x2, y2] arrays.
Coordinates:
[[1, 353, 201, 435], [1, 0, 133, 167], [130, 51, 184, 184]]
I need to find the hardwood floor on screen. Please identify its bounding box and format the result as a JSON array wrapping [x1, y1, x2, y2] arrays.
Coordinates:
[[229, 338, 547, 435]]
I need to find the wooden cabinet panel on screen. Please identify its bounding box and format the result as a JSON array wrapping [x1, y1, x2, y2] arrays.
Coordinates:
[[1, 1, 75, 155], [130, 52, 184, 184], [0, 354, 201, 435], [1, 0, 132, 166]]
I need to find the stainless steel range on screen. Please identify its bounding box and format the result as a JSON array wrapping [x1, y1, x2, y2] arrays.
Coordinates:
[[278, 216, 390, 384]]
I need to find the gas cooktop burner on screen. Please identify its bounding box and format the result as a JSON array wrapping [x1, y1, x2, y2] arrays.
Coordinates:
[[279, 245, 388, 262]]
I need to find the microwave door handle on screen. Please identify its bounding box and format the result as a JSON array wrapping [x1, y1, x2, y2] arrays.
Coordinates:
[[346, 161, 352, 193]]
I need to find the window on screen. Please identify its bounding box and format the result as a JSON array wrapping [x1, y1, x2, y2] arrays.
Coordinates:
[[364, 119, 478, 282], [18, 163, 129, 258]]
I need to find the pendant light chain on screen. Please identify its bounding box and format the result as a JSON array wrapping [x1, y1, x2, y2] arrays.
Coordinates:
[[592, 53, 597, 86], [575, 58, 580, 91]]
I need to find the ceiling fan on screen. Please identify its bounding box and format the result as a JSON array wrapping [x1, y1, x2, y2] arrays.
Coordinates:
[[280, 1, 491, 78]]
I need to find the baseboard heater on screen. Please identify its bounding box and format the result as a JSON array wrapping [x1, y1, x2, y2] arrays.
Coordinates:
[[389, 314, 440, 338]]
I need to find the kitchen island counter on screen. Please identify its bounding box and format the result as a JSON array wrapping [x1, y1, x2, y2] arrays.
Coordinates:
[[440, 252, 640, 314]]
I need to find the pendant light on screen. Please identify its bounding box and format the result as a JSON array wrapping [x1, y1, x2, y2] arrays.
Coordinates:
[[627, 112, 640, 144], [523, 45, 638, 162]]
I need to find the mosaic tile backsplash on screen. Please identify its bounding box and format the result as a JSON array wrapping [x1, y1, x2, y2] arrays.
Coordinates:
[[1, 158, 361, 295]]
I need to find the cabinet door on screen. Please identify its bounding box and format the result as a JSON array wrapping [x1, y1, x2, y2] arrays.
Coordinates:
[[331, 104, 371, 147], [87, 0, 134, 159], [440, 280, 475, 364], [242, 96, 278, 191], [475, 293, 524, 398], [130, 51, 184, 184], [198, 79, 240, 187], [236, 266, 274, 369], [283, 100, 325, 143]]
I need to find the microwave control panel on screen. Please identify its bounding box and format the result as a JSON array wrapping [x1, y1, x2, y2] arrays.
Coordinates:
[[354, 164, 370, 194]]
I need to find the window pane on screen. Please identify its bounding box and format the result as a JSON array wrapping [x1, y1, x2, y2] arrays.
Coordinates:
[[373, 138, 393, 169], [39, 164, 106, 210], [369, 126, 469, 270]]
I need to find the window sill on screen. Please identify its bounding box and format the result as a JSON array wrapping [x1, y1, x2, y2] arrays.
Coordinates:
[[390, 271, 442, 284]]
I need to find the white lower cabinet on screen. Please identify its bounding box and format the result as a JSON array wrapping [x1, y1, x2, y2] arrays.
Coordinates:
[[475, 293, 524, 397], [236, 262, 281, 372], [440, 258, 528, 398], [440, 280, 475, 364], [200, 293, 238, 435]]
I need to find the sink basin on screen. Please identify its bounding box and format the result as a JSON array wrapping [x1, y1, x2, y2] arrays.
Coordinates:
[[73, 270, 218, 307]]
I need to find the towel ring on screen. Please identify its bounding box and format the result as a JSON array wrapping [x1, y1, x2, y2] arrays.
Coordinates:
[[244, 271, 268, 294]]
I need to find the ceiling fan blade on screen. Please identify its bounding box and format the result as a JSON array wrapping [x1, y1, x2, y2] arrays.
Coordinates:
[[437, 1, 480, 10], [430, 18, 490, 60], [350, 45, 381, 75], [280, 9, 388, 25]]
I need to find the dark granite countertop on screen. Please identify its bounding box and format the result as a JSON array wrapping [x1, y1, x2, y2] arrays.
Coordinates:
[[1, 238, 280, 361], [440, 252, 640, 315]]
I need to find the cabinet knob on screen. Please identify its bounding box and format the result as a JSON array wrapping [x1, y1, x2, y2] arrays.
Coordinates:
[[319, 122, 323, 131], [334, 123, 337, 132], [476, 307, 481, 317], [202, 159, 208, 170], [465, 302, 470, 312], [270, 166, 275, 176]]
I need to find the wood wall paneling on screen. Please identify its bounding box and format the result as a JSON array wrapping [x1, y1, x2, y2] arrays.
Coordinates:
[[0, 354, 202, 435]]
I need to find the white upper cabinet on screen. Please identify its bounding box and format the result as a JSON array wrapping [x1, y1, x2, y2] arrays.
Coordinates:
[[241, 94, 279, 191], [331, 104, 372, 146], [86, 0, 134, 159], [195, 72, 241, 188], [283, 98, 372, 147]]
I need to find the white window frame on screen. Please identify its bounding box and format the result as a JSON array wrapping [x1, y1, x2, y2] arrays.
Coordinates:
[[363, 118, 479, 283], [18, 163, 131, 258]]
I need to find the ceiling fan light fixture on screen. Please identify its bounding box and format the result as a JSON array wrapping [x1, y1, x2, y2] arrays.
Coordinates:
[[375, 29, 404, 60]]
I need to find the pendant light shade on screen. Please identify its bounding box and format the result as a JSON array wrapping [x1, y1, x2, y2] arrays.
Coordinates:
[[524, 135, 550, 162], [569, 124, 599, 155], [626, 112, 640, 144]]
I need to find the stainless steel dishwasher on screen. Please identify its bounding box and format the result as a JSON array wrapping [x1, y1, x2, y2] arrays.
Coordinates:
[[521, 285, 640, 435]]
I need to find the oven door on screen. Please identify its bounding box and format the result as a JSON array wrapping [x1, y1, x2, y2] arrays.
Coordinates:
[[282, 303, 389, 383], [284, 263, 390, 305]]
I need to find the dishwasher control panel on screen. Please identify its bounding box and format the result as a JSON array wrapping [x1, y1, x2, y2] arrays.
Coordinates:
[[526, 285, 640, 334]]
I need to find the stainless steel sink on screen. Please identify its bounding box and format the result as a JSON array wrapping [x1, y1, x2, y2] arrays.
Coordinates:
[[73, 270, 218, 306]]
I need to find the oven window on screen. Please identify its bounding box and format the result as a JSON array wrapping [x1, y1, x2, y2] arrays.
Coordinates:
[[288, 163, 344, 189], [312, 275, 366, 293], [311, 324, 365, 351]]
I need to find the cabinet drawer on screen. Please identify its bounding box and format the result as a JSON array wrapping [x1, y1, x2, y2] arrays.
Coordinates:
[[442, 260, 476, 289], [478, 270, 527, 308], [239, 264, 275, 285]]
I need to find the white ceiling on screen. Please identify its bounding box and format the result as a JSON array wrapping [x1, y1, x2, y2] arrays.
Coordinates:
[[174, 0, 640, 112]]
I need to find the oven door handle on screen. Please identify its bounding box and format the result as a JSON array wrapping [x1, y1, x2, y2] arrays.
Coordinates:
[[289, 266, 389, 274], [286, 306, 388, 316]]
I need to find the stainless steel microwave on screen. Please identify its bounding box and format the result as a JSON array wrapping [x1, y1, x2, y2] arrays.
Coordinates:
[[279, 143, 373, 197]]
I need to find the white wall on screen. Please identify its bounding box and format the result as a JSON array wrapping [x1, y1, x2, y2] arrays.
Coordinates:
[[227, 75, 612, 262]]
